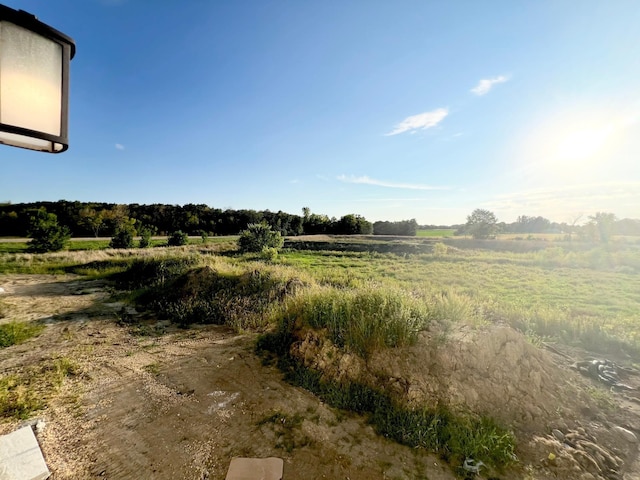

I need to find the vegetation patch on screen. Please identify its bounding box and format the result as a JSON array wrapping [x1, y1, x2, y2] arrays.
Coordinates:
[[257, 335, 516, 471], [0, 321, 44, 348], [146, 266, 297, 330], [283, 286, 429, 357], [0, 375, 43, 419], [0, 357, 80, 420], [256, 411, 312, 452], [110, 255, 200, 289]]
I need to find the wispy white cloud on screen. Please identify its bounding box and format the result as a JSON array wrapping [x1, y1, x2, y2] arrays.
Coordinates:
[[337, 175, 449, 191], [385, 108, 448, 136], [115, 143, 125, 150], [470, 75, 509, 96], [289, 179, 299, 184]]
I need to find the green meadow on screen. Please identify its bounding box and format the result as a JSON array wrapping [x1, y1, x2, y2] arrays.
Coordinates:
[[416, 229, 456, 237]]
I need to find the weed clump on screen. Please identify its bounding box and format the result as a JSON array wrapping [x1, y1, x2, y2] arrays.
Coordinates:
[[0, 322, 44, 348], [0, 375, 43, 419], [0, 357, 80, 420]]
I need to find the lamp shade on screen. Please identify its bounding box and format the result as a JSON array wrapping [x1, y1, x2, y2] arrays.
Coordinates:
[[0, 5, 75, 153]]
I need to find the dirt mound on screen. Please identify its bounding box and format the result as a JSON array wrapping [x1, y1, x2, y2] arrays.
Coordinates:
[[291, 323, 640, 479]]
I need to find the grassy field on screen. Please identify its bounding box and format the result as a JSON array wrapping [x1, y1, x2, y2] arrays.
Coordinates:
[[2, 235, 639, 472], [0, 236, 238, 254], [416, 229, 455, 237], [277, 244, 640, 353], [3, 235, 637, 353]]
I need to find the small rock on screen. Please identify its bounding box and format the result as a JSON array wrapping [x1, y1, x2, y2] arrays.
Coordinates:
[[0, 287, 5, 294], [35, 419, 46, 434], [552, 429, 565, 442], [613, 426, 638, 443]]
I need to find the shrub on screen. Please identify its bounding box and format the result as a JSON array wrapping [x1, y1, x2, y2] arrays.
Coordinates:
[[168, 230, 189, 246], [27, 210, 70, 253], [110, 225, 136, 249], [261, 247, 279, 261], [139, 227, 153, 248], [238, 223, 284, 253]]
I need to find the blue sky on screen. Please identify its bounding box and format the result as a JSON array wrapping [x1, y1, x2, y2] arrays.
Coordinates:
[[2, 0, 639, 225]]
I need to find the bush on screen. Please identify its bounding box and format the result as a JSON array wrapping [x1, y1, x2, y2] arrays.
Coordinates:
[[110, 226, 136, 249], [238, 223, 284, 253], [197, 230, 209, 243], [261, 247, 279, 261], [27, 210, 70, 253], [139, 227, 153, 248], [168, 230, 189, 246]]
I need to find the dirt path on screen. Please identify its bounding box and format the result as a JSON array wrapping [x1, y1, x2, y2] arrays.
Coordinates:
[[0, 275, 455, 479]]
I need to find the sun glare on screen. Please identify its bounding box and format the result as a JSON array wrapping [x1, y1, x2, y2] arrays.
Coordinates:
[[517, 108, 635, 184], [553, 125, 614, 161]]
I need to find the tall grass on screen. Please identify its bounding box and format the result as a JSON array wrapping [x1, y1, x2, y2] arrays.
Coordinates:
[[283, 286, 430, 356]]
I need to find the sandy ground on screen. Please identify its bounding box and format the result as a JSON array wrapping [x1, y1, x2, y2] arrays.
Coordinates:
[[0, 275, 455, 480]]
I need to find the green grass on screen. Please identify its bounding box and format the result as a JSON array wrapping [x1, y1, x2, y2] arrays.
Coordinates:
[[0, 236, 238, 254], [0, 322, 44, 348], [283, 286, 430, 356], [277, 245, 640, 356], [417, 229, 456, 237], [0, 242, 28, 254]]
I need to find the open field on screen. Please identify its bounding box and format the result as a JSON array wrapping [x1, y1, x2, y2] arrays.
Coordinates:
[[416, 229, 456, 237], [1, 235, 640, 479], [0, 236, 239, 254]]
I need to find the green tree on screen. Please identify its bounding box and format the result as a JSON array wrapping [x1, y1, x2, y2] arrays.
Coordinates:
[[465, 209, 499, 239], [238, 223, 284, 253], [110, 224, 136, 249], [78, 207, 105, 237], [138, 225, 155, 248], [588, 212, 616, 244], [168, 230, 189, 246], [27, 210, 71, 253], [334, 214, 373, 235]]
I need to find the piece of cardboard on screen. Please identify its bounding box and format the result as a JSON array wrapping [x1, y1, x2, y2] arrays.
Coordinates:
[[0, 426, 50, 480], [225, 457, 284, 480]]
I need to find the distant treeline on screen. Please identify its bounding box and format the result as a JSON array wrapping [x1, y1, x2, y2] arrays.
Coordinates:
[[1, 201, 638, 238], [0, 201, 414, 238], [461, 215, 640, 237]]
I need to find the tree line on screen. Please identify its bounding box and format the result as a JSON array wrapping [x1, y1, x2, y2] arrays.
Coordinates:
[[0, 201, 413, 238], [458, 209, 640, 242]]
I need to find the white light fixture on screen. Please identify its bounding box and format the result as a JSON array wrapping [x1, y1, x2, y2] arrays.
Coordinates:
[[0, 5, 75, 153]]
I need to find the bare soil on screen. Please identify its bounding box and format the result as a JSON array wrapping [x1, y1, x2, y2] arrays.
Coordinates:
[[0, 275, 454, 480]]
